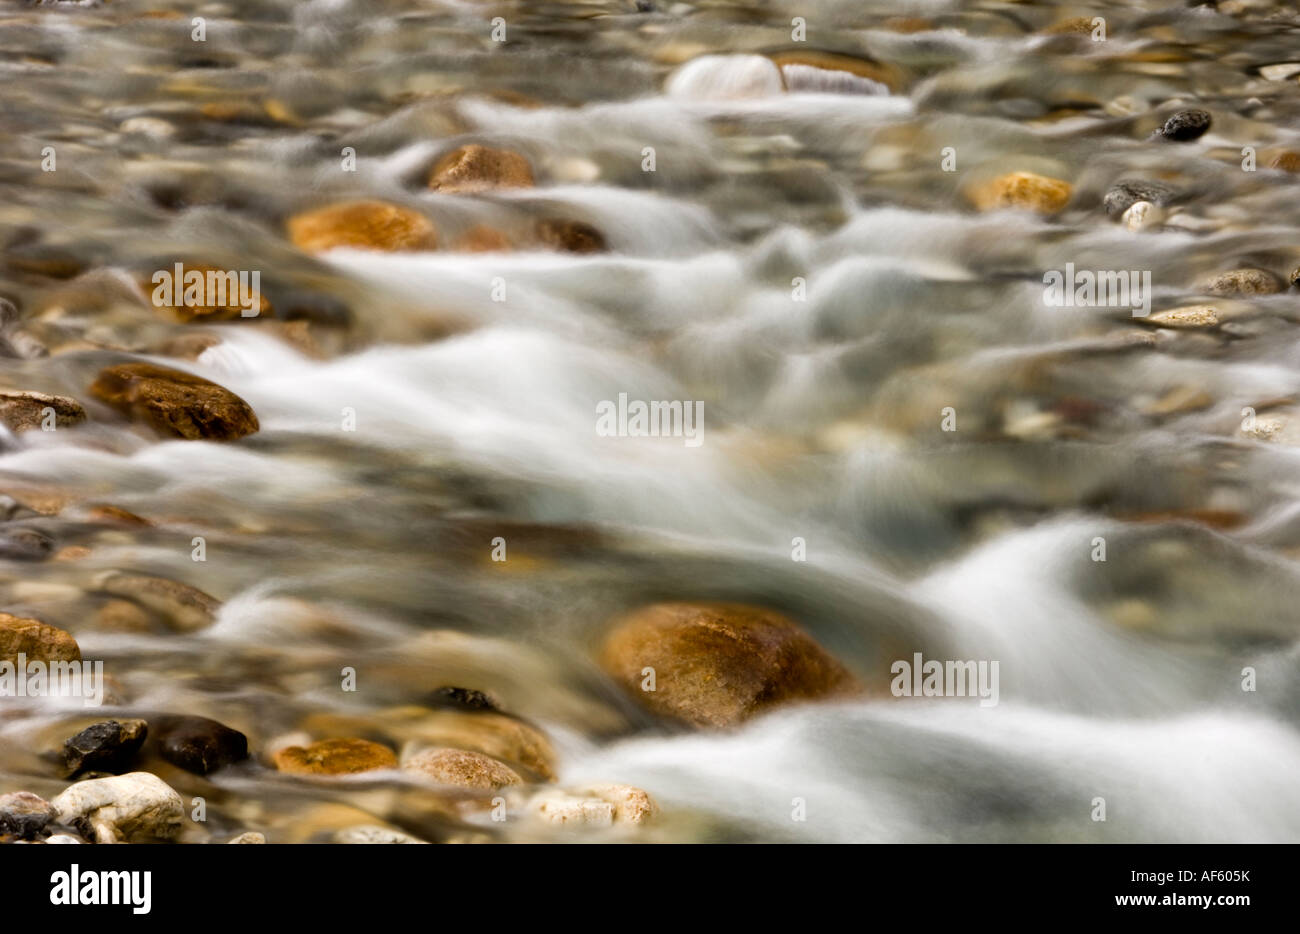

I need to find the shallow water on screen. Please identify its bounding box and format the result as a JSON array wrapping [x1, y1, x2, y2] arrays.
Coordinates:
[[2, 0, 1300, 843]]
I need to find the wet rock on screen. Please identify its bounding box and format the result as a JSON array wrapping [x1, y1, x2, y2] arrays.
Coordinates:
[[286, 200, 437, 253], [529, 789, 613, 827], [0, 391, 86, 433], [333, 825, 429, 844], [142, 263, 272, 322], [1104, 180, 1176, 217], [403, 747, 523, 790], [579, 783, 657, 825], [0, 791, 56, 839], [273, 738, 398, 775], [534, 219, 607, 253], [62, 719, 148, 777], [1146, 305, 1220, 329], [43, 834, 83, 844], [1043, 16, 1099, 35], [454, 225, 513, 252], [51, 772, 184, 844], [149, 714, 249, 775], [429, 686, 500, 712], [1121, 201, 1163, 231], [89, 362, 259, 441], [599, 602, 860, 729], [0, 612, 80, 663], [93, 599, 157, 634], [428, 144, 535, 194], [1155, 108, 1211, 141], [1202, 268, 1282, 295], [96, 572, 221, 632], [968, 172, 1072, 214], [0, 527, 55, 561], [1269, 151, 1300, 172], [665, 54, 784, 99]]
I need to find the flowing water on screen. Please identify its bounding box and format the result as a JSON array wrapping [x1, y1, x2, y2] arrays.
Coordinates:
[[2, 0, 1300, 843]]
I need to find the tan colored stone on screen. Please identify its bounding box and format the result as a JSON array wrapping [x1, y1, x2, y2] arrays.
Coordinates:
[[599, 602, 859, 729], [1202, 268, 1281, 296], [403, 747, 522, 790], [1147, 305, 1220, 329], [0, 391, 86, 433], [968, 172, 1073, 214], [0, 612, 80, 663], [95, 572, 220, 632], [428, 144, 534, 193]]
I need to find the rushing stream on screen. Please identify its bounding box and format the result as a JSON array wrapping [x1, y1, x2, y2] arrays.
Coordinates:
[[2, 0, 1300, 844]]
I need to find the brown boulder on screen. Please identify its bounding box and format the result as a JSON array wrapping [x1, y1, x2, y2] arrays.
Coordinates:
[[0, 391, 86, 433], [428, 144, 535, 194], [89, 362, 259, 441], [273, 738, 398, 775], [286, 200, 437, 253], [599, 602, 859, 729], [0, 612, 80, 663]]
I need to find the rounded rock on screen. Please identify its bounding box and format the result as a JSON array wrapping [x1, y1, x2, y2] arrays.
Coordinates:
[[89, 362, 259, 441], [428, 144, 535, 194], [273, 738, 398, 776], [286, 200, 437, 253], [402, 747, 523, 790], [0, 612, 80, 664]]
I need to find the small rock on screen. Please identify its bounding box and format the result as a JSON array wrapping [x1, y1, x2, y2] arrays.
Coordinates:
[[273, 738, 398, 776], [62, 719, 149, 777], [149, 714, 249, 775], [89, 362, 259, 441], [429, 686, 500, 712], [43, 833, 83, 844], [530, 790, 614, 827], [534, 219, 607, 253], [0, 612, 80, 663], [403, 747, 523, 790], [1259, 63, 1300, 82], [1147, 305, 1220, 329], [968, 172, 1072, 214], [579, 783, 658, 825], [1043, 16, 1098, 35], [227, 831, 266, 844], [51, 772, 184, 843], [0, 391, 86, 433], [286, 200, 437, 253], [333, 825, 429, 844], [428, 144, 534, 194], [0, 791, 56, 839], [599, 602, 860, 729], [454, 226, 512, 252], [1155, 109, 1211, 142], [0, 527, 55, 561], [93, 599, 157, 633], [1202, 268, 1281, 295], [1122, 201, 1163, 231], [96, 572, 220, 632], [1104, 180, 1176, 217]]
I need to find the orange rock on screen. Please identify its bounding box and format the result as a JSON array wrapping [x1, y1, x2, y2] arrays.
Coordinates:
[[968, 172, 1073, 214], [0, 613, 80, 664], [600, 602, 860, 728], [89, 362, 259, 441], [273, 738, 398, 775], [286, 200, 437, 253], [455, 225, 513, 252]]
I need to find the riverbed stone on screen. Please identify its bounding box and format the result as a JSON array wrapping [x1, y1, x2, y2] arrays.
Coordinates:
[[95, 572, 221, 632], [1156, 108, 1211, 141], [0, 391, 86, 433], [149, 714, 249, 775], [62, 719, 148, 777], [599, 602, 860, 728], [534, 218, 607, 253], [1202, 268, 1282, 295], [1104, 180, 1176, 216], [968, 172, 1073, 214], [428, 144, 534, 193], [0, 612, 80, 663], [273, 737, 398, 775], [0, 791, 56, 839], [50, 772, 184, 844], [286, 200, 437, 252], [89, 362, 259, 441], [402, 747, 523, 790]]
